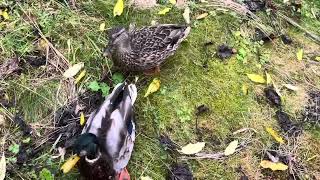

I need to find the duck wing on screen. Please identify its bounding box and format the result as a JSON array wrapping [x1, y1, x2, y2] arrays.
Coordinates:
[[130, 24, 190, 68], [81, 83, 137, 173]]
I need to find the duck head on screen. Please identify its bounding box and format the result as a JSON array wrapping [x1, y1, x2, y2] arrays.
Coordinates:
[[73, 133, 100, 160], [103, 27, 130, 58]]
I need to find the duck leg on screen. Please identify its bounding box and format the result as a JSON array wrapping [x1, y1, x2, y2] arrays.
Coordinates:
[[143, 66, 160, 76]]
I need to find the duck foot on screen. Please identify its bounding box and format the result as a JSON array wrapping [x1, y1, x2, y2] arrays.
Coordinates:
[[143, 66, 160, 76]]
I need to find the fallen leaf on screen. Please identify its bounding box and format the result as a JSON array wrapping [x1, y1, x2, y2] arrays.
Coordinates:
[[224, 140, 238, 156], [0, 153, 5, 180], [260, 160, 288, 171], [52, 147, 66, 159], [196, 13, 208, 20], [80, 112, 85, 126], [158, 7, 171, 15], [283, 84, 299, 91], [38, 39, 49, 50], [247, 74, 266, 84], [144, 78, 161, 97], [296, 49, 303, 61], [61, 155, 80, 174], [315, 56, 320, 61], [22, 137, 31, 144], [75, 70, 86, 84], [0, 114, 5, 126], [141, 176, 153, 180], [63, 62, 84, 78], [266, 127, 285, 144], [266, 72, 272, 84], [2, 11, 9, 20], [242, 84, 248, 95], [183, 7, 190, 24], [179, 142, 205, 155], [169, 0, 176, 5], [113, 0, 124, 17], [99, 23, 106, 31]]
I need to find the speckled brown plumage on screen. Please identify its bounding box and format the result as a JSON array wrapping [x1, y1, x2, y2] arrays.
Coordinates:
[[104, 24, 190, 73]]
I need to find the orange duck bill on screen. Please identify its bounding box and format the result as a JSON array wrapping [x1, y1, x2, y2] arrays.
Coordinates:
[[118, 168, 130, 180]]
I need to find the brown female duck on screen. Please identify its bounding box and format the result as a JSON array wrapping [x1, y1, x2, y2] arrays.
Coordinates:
[[103, 24, 190, 74]]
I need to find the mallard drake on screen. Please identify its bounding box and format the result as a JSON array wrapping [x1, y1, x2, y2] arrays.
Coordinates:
[[62, 82, 137, 180], [103, 24, 191, 74]]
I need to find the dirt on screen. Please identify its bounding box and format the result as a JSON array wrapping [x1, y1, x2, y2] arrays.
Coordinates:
[[13, 114, 32, 136], [304, 91, 320, 125], [264, 87, 281, 108], [216, 44, 235, 60], [275, 110, 302, 137], [167, 163, 193, 180]]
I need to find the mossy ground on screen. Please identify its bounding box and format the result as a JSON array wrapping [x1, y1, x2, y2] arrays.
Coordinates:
[[1, 0, 320, 179]]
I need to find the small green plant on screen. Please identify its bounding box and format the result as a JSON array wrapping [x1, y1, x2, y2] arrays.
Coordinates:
[[112, 72, 125, 86], [39, 168, 54, 180], [88, 81, 110, 97], [8, 143, 19, 154]]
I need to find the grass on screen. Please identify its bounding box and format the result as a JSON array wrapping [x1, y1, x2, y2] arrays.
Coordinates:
[[1, 0, 320, 179]]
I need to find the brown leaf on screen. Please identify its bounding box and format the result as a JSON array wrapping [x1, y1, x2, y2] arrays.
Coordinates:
[[0, 58, 21, 79]]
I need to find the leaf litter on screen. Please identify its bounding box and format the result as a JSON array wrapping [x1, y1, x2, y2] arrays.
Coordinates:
[[167, 163, 193, 180]]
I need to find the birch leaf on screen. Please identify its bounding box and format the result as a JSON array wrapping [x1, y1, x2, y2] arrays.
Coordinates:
[[179, 142, 205, 155], [242, 84, 248, 95], [80, 112, 85, 126], [283, 84, 299, 91], [99, 23, 106, 31], [224, 140, 238, 156], [158, 7, 171, 15], [266, 72, 272, 84], [2, 11, 9, 20], [141, 176, 153, 180], [247, 74, 266, 84], [144, 78, 161, 97], [297, 49, 303, 61], [75, 70, 86, 84], [260, 160, 288, 171], [63, 63, 84, 78], [0, 153, 5, 180], [315, 56, 320, 62], [61, 155, 80, 174], [183, 7, 191, 24], [266, 127, 285, 144], [169, 0, 176, 5], [113, 0, 124, 17], [196, 13, 208, 20]]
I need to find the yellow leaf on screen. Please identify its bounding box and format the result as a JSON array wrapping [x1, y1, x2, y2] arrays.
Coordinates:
[[315, 56, 320, 62], [224, 140, 238, 156], [2, 11, 9, 20], [247, 74, 266, 84], [179, 142, 205, 155], [0, 153, 5, 180], [60, 155, 80, 174], [113, 0, 124, 17], [144, 78, 161, 97], [38, 39, 49, 49], [260, 160, 288, 171], [141, 176, 153, 180], [158, 7, 171, 15], [266, 72, 272, 85], [196, 13, 208, 20], [169, 0, 176, 5], [283, 84, 299, 91], [266, 127, 285, 144], [183, 7, 190, 24], [63, 62, 84, 78], [99, 23, 106, 31], [80, 112, 85, 126], [75, 70, 86, 84], [242, 84, 248, 95], [296, 49, 303, 61]]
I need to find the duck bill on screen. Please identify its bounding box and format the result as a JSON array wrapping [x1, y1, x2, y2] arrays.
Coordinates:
[[117, 168, 130, 180]]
